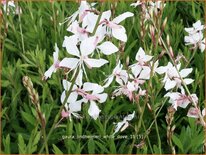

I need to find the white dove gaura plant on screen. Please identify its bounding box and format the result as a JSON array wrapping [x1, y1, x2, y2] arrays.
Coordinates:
[[44, 1, 134, 123], [43, 2, 206, 148]]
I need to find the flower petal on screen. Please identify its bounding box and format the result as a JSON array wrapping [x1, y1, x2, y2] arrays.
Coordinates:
[[112, 26, 127, 42], [95, 93, 108, 103], [113, 12, 134, 24], [184, 78, 194, 85], [179, 68, 193, 78], [84, 58, 108, 68], [88, 101, 101, 120], [131, 64, 142, 77], [63, 35, 80, 57], [44, 65, 55, 79], [83, 82, 104, 94], [97, 41, 118, 55], [164, 79, 176, 91], [59, 58, 79, 69], [139, 66, 151, 80], [187, 107, 199, 118], [80, 37, 96, 56], [69, 100, 83, 112], [103, 76, 114, 88]]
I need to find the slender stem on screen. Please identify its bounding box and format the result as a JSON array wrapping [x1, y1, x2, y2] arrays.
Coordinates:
[[42, 128, 49, 154], [129, 94, 148, 153], [145, 97, 168, 136], [141, 120, 153, 154], [38, 69, 79, 153], [153, 112, 162, 154]]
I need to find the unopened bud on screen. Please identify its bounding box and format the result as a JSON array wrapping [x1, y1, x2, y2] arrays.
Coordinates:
[[147, 103, 152, 112], [140, 31, 144, 38], [166, 35, 170, 46], [158, 38, 162, 46], [126, 56, 130, 67], [169, 46, 174, 58], [162, 17, 167, 31], [149, 25, 155, 37], [171, 125, 176, 132], [159, 50, 166, 59]]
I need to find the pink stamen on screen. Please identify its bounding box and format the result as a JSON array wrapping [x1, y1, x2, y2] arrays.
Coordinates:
[[85, 94, 100, 101]]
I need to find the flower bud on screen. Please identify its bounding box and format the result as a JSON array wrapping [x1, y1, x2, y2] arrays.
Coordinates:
[[162, 17, 167, 31], [126, 56, 130, 67], [166, 35, 170, 46], [169, 46, 174, 58]]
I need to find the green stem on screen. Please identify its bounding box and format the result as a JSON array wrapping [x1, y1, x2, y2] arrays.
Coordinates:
[[42, 128, 49, 154], [141, 120, 153, 154], [38, 69, 79, 153], [148, 97, 167, 129], [153, 112, 162, 154], [129, 95, 147, 153]]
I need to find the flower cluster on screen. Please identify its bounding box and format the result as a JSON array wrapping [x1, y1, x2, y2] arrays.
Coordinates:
[[104, 47, 156, 102], [44, 1, 205, 135], [184, 20, 205, 52], [44, 1, 134, 120]]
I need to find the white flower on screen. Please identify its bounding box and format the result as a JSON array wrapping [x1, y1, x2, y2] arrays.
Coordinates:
[[184, 20, 204, 35], [113, 111, 135, 135], [60, 80, 78, 105], [134, 47, 153, 66], [99, 11, 134, 42], [67, 20, 89, 41], [184, 20, 205, 52], [129, 47, 153, 80], [81, 82, 108, 120], [60, 80, 83, 119], [44, 43, 60, 79], [187, 107, 205, 118], [187, 107, 199, 118], [184, 32, 205, 52], [113, 81, 136, 101], [164, 87, 191, 110], [59, 35, 108, 75], [60, 1, 91, 26], [104, 61, 128, 88], [156, 62, 193, 91], [96, 41, 119, 55]]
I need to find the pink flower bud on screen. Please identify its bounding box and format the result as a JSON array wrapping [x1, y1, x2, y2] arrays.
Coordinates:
[[61, 109, 70, 118]]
